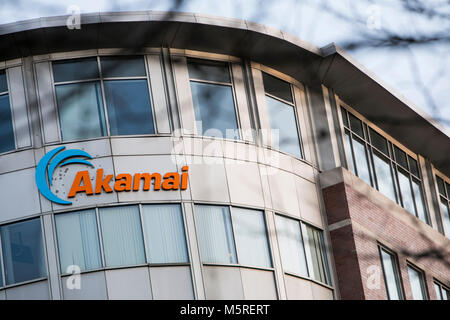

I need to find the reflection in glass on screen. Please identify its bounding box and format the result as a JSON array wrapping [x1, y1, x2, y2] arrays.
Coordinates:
[[187, 58, 230, 83], [303, 224, 331, 285], [55, 82, 106, 141], [275, 215, 308, 276], [398, 170, 416, 214], [0, 94, 15, 153], [380, 249, 402, 300], [104, 80, 154, 135], [1, 218, 46, 285], [266, 96, 302, 158], [100, 56, 146, 78], [352, 137, 371, 185], [373, 153, 397, 203], [412, 179, 427, 223], [440, 200, 450, 238], [408, 266, 427, 300], [262, 72, 293, 103], [52, 57, 99, 82], [191, 82, 238, 138]]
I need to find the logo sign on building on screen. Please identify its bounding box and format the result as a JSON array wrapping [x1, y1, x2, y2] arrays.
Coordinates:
[[35, 147, 189, 205]]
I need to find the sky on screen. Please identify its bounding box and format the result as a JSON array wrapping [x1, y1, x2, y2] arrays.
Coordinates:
[[1, 0, 449, 130]]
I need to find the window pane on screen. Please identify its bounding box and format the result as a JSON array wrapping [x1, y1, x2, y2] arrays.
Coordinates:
[[345, 132, 356, 174], [398, 169, 416, 214], [275, 215, 308, 276], [1, 218, 46, 285], [99, 206, 145, 267], [141, 204, 188, 264], [303, 224, 331, 284], [0, 71, 7, 92], [408, 266, 427, 300], [266, 95, 302, 158], [369, 128, 388, 155], [349, 113, 364, 137], [194, 205, 237, 264], [394, 146, 408, 169], [0, 94, 15, 153], [412, 179, 428, 223], [373, 152, 397, 203], [352, 136, 371, 185], [434, 283, 443, 300], [55, 209, 102, 272], [436, 176, 445, 196], [0, 254, 3, 287], [52, 58, 99, 82], [262, 72, 293, 103], [191, 81, 238, 138], [380, 249, 401, 300], [100, 56, 146, 78], [341, 107, 349, 127], [55, 82, 106, 141], [408, 156, 419, 177], [232, 208, 272, 268], [187, 58, 230, 83], [104, 80, 154, 135], [440, 200, 450, 238]]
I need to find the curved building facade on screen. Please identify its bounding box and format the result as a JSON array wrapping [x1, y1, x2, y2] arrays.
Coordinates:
[[0, 11, 448, 300]]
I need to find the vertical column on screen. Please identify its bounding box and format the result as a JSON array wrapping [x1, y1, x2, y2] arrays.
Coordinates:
[[231, 63, 253, 142], [42, 214, 62, 300]]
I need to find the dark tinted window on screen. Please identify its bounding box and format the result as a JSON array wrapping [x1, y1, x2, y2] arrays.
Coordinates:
[[187, 58, 230, 83], [52, 57, 99, 82], [370, 127, 388, 155], [0, 94, 14, 153], [341, 107, 349, 127], [436, 176, 445, 196], [349, 113, 364, 137], [100, 56, 146, 78], [408, 156, 419, 177], [0, 71, 7, 92], [262, 72, 293, 103], [394, 146, 408, 169]]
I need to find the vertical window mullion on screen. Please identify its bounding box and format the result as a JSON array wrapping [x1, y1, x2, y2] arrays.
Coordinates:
[[0, 230, 5, 287], [138, 203, 150, 264], [95, 207, 106, 268], [97, 56, 111, 137]]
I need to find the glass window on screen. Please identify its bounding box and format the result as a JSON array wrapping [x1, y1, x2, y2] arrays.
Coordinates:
[[52, 57, 99, 82], [0, 71, 15, 154], [408, 156, 419, 177], [99, 205, 146, 267], [369, 128, 388, 155], [351, 136, 371, 185], [55, 82, 107, 141], [188, 58, 230, 83], [373, 152, 397, 203], [408, 265, 427, 300], [194, 205, 237, 264], [412, 179, 427, 223], [141, 204, 188, 264], [191, 82, 238, 138], [100, 56, 146, 78], [55, 209, 102, 272], [439, 200, 450, 238], [303, 224, 331, 285], [103, 80, 154, 135], [266, 96, 302, 158], [1, 218, 46, 285], [231, 208, 272, 268], [262, 72, 292, 103], [397, 169, 416, 214], [275, 215, 308, 277], [0, 254, 3, 287], [379, 248, 403, 300], [436, 175, 450, 238], [394, 146, 408, 169], [349, 113, 364, 138]]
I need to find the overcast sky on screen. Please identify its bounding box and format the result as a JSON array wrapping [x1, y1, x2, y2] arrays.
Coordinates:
[[1, 0, 449, 130]]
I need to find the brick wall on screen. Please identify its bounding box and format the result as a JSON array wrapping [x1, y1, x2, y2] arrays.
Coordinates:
[[322, 181, 450, 300]]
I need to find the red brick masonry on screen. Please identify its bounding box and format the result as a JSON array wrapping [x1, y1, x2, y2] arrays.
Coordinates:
[[322, 178, 450, 300]]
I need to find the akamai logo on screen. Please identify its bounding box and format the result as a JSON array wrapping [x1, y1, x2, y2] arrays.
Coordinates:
[[36, 147, 189, 205], [35, 146, 94, 205]]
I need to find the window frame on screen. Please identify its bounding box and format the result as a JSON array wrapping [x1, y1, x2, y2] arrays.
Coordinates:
[[340, 103, 430, 224], [433, 170, 450, 238], [194, 204, 274, 271], [274, 213, 332, 286], [407, 263, 428, 300], [53, 202, 191, 277], [0, 68, 17, 154], [186, 57, 242, 140], [261, 70, 305, 160], [433, 280, 450, 300], [51, 54, 157, 143], [378, 244, 404, 300]]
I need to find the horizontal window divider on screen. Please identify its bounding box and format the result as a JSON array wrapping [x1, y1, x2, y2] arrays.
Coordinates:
[[283, 271, 334, 290], [0, 277, 48, 290], [202, 262, 274, 272], [264, 92, 295, 107], [189, 78, 232, 86], [53, 78, 101, 85], [100, 76, 148, 81], [0, 91, 8, 95]]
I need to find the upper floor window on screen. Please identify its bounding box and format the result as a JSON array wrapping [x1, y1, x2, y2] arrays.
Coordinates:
[[407, 264, 428, 300], [52, 56, 155, 141], [378, 246, 403, 300], [0, 70, 15, 153], [434, 281, 449, 300], [435, 174, 450, 238], [187, 58, 238, 139], [275, 214, 332, 285], [0, 218, 46, 287], [341, 107, 428, 224], [262, 72, 302, 159], [194, 205, 272, 269]]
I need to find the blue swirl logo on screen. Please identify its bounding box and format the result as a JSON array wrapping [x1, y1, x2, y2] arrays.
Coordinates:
[[35, 146, 94, 205]]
